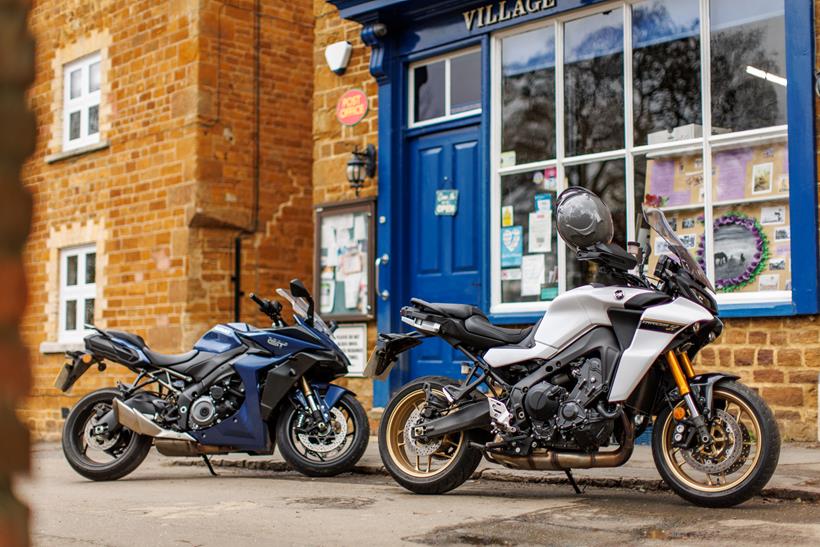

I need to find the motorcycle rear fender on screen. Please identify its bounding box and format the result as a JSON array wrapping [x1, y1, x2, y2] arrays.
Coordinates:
[[363, 331, 425, 380]]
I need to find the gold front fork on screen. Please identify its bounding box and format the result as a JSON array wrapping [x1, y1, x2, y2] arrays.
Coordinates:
[[666, 350, 709, 444]]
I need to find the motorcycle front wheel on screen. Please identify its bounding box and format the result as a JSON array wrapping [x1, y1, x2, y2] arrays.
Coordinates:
[[276, 392, 369, 477], [62, 388, 153, 481], [379, 376, 483, 495], [652, 380, 780, 507]]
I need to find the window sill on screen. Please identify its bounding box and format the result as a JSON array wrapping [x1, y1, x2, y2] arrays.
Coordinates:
[[40, 341, 84, 355], [45, 140, 109, 164]]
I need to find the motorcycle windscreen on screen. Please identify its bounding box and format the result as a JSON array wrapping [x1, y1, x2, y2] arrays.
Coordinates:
[[643, 207, 714, 292]]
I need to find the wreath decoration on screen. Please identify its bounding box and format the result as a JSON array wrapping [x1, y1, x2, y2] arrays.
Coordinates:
[[697, 212, 769, 292]]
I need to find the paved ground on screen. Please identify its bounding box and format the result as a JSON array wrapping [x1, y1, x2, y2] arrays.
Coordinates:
[[17, 443, 820, 546]]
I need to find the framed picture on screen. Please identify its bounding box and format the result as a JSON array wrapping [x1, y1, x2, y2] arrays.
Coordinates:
[[314, 198, 376, 321]]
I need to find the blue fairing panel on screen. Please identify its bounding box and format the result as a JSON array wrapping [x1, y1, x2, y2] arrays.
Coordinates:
[[193, 324, 246, 353], [191, 353, 281, 451]]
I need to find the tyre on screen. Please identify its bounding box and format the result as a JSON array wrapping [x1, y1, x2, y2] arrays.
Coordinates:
[[379, 376, 484, 495], [62, 388, 153, 481], [652, 380, 780, 507], [276, 392, 369, 477]]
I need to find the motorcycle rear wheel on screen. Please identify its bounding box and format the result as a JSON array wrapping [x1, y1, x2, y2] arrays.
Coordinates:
[[62, 388, 153, 481], [379, 376, 483, 494], [652, 380, 780, 507]]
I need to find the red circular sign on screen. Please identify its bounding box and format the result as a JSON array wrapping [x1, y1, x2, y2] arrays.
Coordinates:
[[336, 89, 369, 126]]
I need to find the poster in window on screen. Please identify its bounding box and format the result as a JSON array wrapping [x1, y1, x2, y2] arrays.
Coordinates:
[[315, 199, 375, 320]]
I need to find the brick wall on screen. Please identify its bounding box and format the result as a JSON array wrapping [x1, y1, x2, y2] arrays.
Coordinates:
[[313, 2, 820, 440], [312, 0, 379, 411], [21, 0, 315, 439], [0, 0, 34, 543]]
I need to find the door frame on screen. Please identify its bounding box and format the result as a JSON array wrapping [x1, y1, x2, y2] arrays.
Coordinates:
[[374, 35, 493, 406]]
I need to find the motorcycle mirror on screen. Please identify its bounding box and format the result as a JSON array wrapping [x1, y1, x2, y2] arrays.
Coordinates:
[[289, 278, 310, 299], [289, 278, 315, 326]]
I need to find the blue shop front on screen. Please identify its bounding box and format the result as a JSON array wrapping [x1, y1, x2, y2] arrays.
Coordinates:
[[328, 0, 819, 407]]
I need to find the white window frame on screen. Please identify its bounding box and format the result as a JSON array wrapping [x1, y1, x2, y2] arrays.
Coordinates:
[[408, 47, 482, 128], [490, 0, 792, 315], [63, 52, 102, 151], [59, 244, 97, 343]]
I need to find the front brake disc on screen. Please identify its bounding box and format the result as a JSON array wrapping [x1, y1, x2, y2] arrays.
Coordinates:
[[682, 409, 743, 474], [297, 407, 347, 454]]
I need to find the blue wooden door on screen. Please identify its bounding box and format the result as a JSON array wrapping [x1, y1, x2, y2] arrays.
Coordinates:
[[404, 126, 483, 381]]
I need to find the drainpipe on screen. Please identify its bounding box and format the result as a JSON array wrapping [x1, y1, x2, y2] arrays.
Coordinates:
[[232, 0, 262, 322]]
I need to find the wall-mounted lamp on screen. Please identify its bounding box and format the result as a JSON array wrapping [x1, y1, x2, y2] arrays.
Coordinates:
[[346, 144, 376, 196], [325, 41, 353, 75]]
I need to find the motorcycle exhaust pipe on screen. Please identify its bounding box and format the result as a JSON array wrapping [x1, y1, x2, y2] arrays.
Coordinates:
[[153, 439, 230, 457], [113, 399, 196, 442], [484, 412, 634, 471]]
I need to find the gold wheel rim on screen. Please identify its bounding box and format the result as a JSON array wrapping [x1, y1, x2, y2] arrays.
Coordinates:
[[385, 388, 464, 478], [661, 388, 762, 493]]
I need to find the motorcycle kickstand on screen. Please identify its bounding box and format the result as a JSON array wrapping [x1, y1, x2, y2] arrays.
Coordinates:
[[564, 469, 583, 495], [201, 454, 217, 477]]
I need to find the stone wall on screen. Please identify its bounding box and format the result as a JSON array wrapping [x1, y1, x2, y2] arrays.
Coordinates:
[[312, 0, 379, 411], [0, 0, 35, 543], [20, 0, 315, 439]]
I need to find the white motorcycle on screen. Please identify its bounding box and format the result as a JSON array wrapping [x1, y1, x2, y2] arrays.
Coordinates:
[[369, 187, 779, 507]]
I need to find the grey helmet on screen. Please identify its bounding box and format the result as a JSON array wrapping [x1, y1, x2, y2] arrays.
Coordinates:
[[555, 187, 614, 250]]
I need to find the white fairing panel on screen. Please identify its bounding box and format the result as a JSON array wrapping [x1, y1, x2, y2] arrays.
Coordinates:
[[483, 285, 653, 368], [608, 297, 713, 402]]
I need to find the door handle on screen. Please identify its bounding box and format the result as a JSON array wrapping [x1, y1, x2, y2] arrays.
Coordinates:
[[375, 254, 389, 301]]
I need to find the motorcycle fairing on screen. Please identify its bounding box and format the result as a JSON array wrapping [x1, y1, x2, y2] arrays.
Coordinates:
[[608, 297, 713, 402], [483, 285, 653, 368]]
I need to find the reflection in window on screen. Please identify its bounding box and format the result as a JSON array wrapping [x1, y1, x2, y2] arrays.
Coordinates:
[[414, 62, 446, 122], [633, 0, 701, 145], [710, 0, 787, 133], [500, 170, 559, 304], [564, 9, 624, 157], [501, 27, 556, 165], [634, 153, 705, 278], [451, 51, 481, 114], [565, 160, 626, 289]]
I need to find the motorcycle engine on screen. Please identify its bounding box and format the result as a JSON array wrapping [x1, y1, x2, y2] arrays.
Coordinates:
[[187, 373, 245, 430], [522, 357, 614, 451]]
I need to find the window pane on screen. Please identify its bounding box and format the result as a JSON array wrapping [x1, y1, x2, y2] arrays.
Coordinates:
[[66, 255, 78, 286], [69, 111, 81, 140], [633, 0, 702, 146], [450, 51, 481, 114], [500, 170, 559, 304], [414, 61, 445, 122], [565, 160, 626, 289], [65, 300, 77, 331], [69, 69, 81, 99], [84, 298, 95, 326], [564, 9, 624, 156], [501, 26, 556, 166], [634, 153, 705, 278], [710, 0, 787, 134], [711, 140, 790, 293], [88, 105, 99, 135], [85, 252, 96, 284], [89, 61, 100, 92]]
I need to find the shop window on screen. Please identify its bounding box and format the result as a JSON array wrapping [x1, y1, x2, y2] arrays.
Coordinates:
[[410, 49, 481, 126], [59, 245, 96, 342], [491, 0, 792, 314], [63, 52, 101, 151]]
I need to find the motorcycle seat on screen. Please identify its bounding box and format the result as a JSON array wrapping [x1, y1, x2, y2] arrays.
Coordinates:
[[463, 315, 533, 345], [106, 329, 199, 366], [409, 298, 486, 320]]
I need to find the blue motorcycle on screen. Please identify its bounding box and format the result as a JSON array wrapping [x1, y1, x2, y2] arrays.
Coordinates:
[[57, 279, 369, 480]]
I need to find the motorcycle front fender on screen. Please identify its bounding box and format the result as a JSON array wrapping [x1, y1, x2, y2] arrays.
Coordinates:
[[690, 372, 740, 413]]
